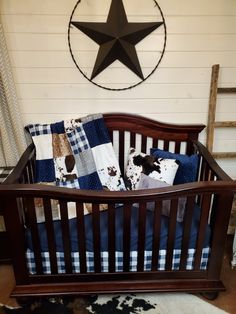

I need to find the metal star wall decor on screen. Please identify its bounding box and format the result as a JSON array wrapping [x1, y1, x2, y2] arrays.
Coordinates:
[[68, 0, 167, 91]]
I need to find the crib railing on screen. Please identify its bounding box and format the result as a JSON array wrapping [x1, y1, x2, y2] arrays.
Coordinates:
[[4, 143, 35, 185], [1, 181, 235, 297]]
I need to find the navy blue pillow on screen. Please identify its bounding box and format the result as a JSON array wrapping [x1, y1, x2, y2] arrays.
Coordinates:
[[150, 148, 199, 185]]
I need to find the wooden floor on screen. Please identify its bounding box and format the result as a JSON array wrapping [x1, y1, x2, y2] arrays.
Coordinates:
[[0, 237, 236, 312]]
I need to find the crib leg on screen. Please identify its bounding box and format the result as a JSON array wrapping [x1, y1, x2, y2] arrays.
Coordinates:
[[201, 291, 219, 300]]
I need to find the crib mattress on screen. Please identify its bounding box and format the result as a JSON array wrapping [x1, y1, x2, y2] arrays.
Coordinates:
[[26, 204, 211, 252]]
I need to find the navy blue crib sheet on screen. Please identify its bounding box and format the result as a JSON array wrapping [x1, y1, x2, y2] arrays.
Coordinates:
[[26, 204, 211, 253]]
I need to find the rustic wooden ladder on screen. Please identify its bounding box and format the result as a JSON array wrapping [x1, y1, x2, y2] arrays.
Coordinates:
[[207, 64, 236, 158], [207, 65, 236, 269]]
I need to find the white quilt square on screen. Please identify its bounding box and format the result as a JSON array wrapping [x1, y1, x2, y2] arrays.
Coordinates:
[[33, 134, 53, 160], [92, 143, 125, 191]]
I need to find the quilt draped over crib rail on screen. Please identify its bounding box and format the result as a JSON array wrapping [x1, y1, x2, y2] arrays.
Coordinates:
[[27, 114, 125, 192]]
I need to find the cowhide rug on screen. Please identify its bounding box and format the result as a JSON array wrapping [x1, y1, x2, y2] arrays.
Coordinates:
[[0, 293, 229, 314]]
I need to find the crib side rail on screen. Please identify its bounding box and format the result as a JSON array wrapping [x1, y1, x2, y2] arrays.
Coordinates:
[[1, 182, 236, 294], [194, 140, 232, 182], [4, 143, 36, 184]]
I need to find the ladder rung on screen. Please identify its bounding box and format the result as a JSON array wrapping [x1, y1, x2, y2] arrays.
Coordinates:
[[214, 121, 236, 128], [212, 152, 236, 159], [217, 87, 236, 94]]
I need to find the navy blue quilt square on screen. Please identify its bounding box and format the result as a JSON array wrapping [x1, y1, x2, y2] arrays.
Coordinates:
[[51, 121, 65, 134], [78, 172, 103, 190], [82, 117, 110, 148], [150, 148, 199, 185], [36, 159, 55, 182]]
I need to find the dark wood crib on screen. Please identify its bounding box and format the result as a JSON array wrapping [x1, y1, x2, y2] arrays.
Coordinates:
[[1, 113, 236, 301]]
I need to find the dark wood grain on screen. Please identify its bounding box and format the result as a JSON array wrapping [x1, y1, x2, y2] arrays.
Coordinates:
[[207, 192, 234, 280], [76, 202, 87, 274], [151, 201, 162, 271], [193, 194, 211, 270], [179, 196, 195, 270], [152, 138, 158, 149], [174, 141, 181, 154], [141, 135, 147, 154], [43, 198, 58, 274], [119, 131, 125, 176], [2, 197, 29, 284], [130, 132, 136, 148], [59, 200, 72, 274], [137, 202, 147, 272], [163, 140, 169, 151], [92, 204, 101, 273], [26, 198, 43, 274], [165, 199, 178, 270], [108, 203, 116, 273], [123, 203, 132, 272]]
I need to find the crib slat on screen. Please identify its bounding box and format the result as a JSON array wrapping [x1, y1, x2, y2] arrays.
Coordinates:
[[202, 163, 211, 181], [123, 203, 132, 272], [119, 131, 125, 176], [210, 170, 215, 181], [109, 130, 113, 143], [23, 171, 28, 184], [164, 140, 169, 151], [197, 158, 207, 206], [193, 194, 211, 270], [43, 198, 58, 274], [151, 201, 162, 271], [59, 200, 72, 274], [186, 141, 194, 155], [137, 202, 147, 272], [179, 197, 195, 270], [108, 204, 116, 273], [27, 198, 43, 274], [76, 202, 87, 274], [174, 142, 181, 154], [141, 136, 147, 153], [92, 204, 101, 273], [31, 157, 36, 182], [27, 161, 34, 183], [33, 152, 36, 174], [165, 199, 178, 270], [130, 132, 136, 148], [152, 138, 158, 149], [23, 166, 29, 183], [199, 158, 207, 182]]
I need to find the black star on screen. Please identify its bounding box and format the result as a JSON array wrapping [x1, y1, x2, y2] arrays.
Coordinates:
[[71, 0, 163, 80]]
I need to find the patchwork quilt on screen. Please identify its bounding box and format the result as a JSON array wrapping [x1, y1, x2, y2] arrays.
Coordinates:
[[27, 114, 125, 192]]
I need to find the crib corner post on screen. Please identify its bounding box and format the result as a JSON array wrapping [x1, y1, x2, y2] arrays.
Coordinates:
[[207, 191, 234, 281], [3, 197, 29, 285]]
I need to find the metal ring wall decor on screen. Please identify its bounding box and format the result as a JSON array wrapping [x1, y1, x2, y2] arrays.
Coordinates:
[[68, 0, 167, 91]]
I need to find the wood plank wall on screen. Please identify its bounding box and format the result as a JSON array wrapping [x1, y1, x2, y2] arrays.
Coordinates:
[[0, 0, 236, 178]]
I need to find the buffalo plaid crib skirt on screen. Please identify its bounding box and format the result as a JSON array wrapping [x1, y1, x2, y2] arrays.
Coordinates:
[[26, 248, 210, 274]]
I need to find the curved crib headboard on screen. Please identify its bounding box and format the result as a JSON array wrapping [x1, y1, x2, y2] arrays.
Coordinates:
[[103, 113, 205, 176]]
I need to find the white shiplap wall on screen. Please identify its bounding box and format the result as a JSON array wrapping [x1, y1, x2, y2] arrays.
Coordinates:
[[0, 0, 236, 178]]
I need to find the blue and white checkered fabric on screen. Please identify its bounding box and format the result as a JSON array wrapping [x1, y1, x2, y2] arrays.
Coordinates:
[[27, 124, 51, 136], [26, 248, 210, 274], [67, 126, 89, 155], [56, 179, 80, 189]]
